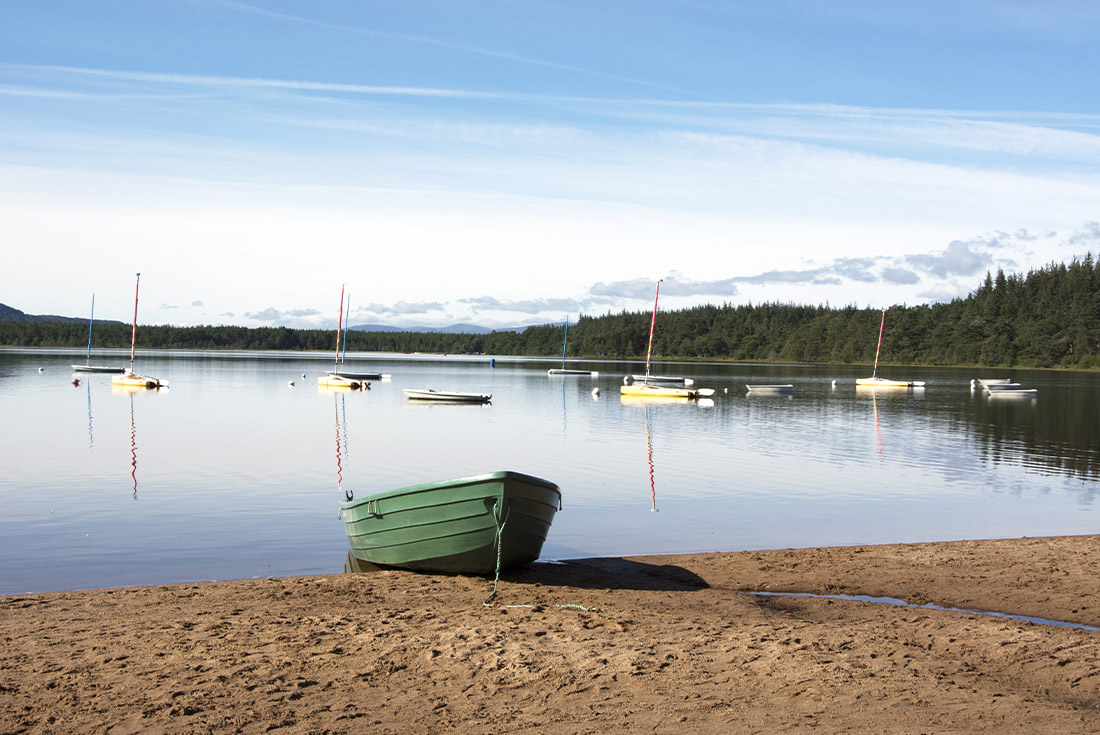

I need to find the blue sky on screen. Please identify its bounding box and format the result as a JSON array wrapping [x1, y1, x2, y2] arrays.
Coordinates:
[[2, 1, 1099, 329]]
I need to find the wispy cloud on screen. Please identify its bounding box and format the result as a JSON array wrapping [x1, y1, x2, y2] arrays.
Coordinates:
[[906, 240, 994, 279], [214, 1, 695, 95]]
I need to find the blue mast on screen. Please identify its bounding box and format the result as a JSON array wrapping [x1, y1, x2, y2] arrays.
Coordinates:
[[85, 293, 95, 363], [560, 315, 569, 368]]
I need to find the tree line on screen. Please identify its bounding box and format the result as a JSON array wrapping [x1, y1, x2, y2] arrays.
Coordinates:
[[3, 255, 1098, 369]]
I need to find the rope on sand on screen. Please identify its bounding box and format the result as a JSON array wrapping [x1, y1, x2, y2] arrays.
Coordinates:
[[482, 505, 507, 606]]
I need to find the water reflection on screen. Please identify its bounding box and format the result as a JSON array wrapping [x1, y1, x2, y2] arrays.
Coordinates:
[[645, 405, 658, 513], [333, 393, 351, 501], [84, 379, 94, 453], [128, 392, 138, 499], [873, 389, 882, 457]]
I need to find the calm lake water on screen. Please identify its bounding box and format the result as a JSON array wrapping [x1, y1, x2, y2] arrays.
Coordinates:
[[1, 348, 1097, 594]]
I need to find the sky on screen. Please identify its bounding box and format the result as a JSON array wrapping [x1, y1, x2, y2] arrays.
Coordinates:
[[2, 1, 1099, 330]]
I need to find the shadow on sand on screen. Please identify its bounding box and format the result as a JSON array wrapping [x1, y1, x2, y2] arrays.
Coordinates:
[[504, 556, 709, 593], [345, 552, 709, 593]]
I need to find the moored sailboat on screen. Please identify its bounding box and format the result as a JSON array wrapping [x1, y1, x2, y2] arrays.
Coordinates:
[[620, 280, 711, 399], [111, 274, 163, 389], [71, 293, 124, 373], [319, 285, 371, 390], [855, 310, 924, 388], [547, 315, 597, 376], [326, 290, 390, 381]]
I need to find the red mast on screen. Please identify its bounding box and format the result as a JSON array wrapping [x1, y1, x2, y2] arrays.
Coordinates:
[[128, 273, 141, 373]]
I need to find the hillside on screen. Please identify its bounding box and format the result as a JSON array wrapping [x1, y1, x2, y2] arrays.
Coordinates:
[[2, 255, 1098, 369]]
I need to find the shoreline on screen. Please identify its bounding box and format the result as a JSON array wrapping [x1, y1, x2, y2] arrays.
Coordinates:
[[3, 535, 1098, 733], [5, 345, 1100, 374]]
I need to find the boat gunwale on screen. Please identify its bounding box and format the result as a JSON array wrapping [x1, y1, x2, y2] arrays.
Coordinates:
[[339, 470, 560, 509]]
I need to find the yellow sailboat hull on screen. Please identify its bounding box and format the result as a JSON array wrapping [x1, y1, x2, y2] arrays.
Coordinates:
[[620, 383, 697, 399], [111, 372, 161, 389]]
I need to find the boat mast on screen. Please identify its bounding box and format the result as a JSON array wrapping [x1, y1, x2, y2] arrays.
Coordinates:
[[643, 279, 662, 384], [340, 292, 351, 364], [872, 309, 885, 378], [84, 293, 95, 365], [334, 283, 345, 369], [128, 273, 140, 373], [560, 315, 569, 368]]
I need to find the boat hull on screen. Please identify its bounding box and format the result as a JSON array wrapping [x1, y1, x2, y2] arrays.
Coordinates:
[[620, 383, 697, 399], [318, 375, 364, 389], [547, 369, 597, 376], [72, 365, 125, 373], [746, 384, 793, 392], [328, 370, 387, 381], [340, 471, 561, 574], [988, 388, 1038, 397], [856, 377, 925, 388], [402, 389, 491, 402], [628, 374, 693, 386], [111, 372, 161, 388]]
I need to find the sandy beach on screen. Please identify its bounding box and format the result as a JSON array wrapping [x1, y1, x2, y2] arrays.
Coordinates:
[[2, 535, 1098, 733]]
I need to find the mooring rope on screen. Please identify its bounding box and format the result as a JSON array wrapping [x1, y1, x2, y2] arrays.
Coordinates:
[[482, 504, 509, 606]]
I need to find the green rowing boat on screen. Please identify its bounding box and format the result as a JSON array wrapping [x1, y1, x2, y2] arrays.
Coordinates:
[[340, 471, 562, 574]]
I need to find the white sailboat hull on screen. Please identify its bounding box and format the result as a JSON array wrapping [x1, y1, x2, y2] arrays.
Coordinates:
[[856, 376, 925, 388], [403, 389, 491, 402], [72, 365, 125, 373]]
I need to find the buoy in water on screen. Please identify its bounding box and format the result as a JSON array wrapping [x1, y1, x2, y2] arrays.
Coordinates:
[[288, 381, 295, 387]]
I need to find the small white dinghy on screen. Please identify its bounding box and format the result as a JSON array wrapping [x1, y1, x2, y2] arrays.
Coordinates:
[[403, 388, 492, 403], [746, 384, 794, 394]]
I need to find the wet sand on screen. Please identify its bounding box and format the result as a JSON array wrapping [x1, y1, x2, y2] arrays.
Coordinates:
[[2, 535, 1098, 733]]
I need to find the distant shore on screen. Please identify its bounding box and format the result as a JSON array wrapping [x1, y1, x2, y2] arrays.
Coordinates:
[[3, 535, 1098, 733]]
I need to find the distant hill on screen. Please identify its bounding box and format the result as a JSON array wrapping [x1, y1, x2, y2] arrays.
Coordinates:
[[0, 303, 527, 333], [348, 323, 529, 334], [0, 302, 119, 325]]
